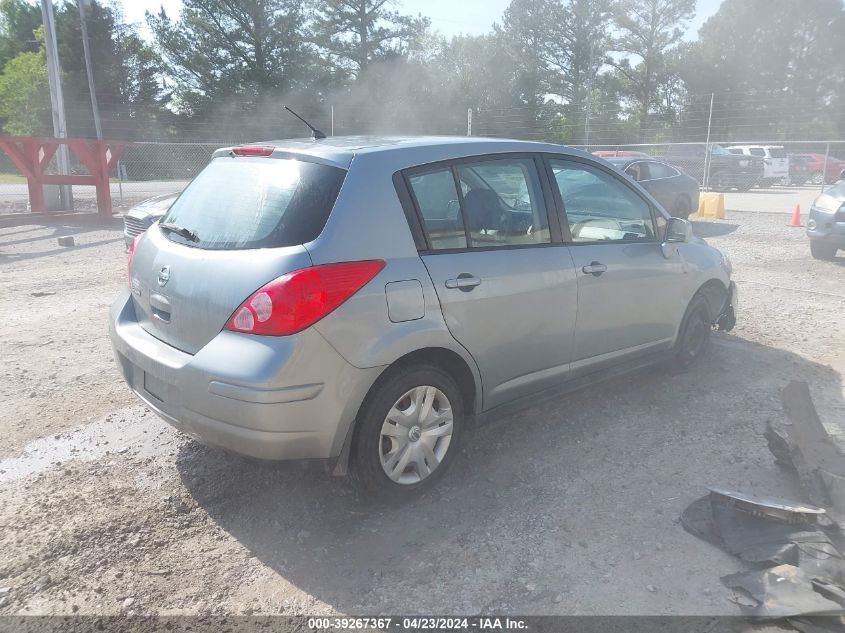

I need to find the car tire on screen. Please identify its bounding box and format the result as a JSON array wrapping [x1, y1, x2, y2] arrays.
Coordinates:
[[735, 178, 755, 192], [710, 172, 730, 192], [810, 240, 838, 261], [672, 295, 712, 371], [350, 364, 464, 504], [810, 171, 824, 185]]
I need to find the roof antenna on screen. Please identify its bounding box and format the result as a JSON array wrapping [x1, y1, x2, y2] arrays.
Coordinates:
[[284, 106, 327, 140]]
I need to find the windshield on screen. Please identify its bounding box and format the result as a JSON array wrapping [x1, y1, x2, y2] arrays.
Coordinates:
[[160, 156, 346, 250]]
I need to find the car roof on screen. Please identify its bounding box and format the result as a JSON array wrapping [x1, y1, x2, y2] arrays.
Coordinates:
[[605, 157, 676, 170], [212, 135, 592, 169], [727, 145, 784, 150]]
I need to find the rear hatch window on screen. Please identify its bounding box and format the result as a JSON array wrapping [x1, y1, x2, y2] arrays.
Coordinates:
[[160, 156, 346, 250], [769, 148, 787, 158]]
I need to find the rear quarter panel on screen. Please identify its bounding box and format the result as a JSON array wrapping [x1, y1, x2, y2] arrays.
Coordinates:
[[305, 151, 484, 413]]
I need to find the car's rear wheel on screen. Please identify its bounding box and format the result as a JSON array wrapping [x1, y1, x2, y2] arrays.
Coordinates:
[[810, 171, 824, 185], [810, 240, 838, 261], [673, 295, 712, 371], [351, 365, 463, 503], [710, 171, 730, 192]]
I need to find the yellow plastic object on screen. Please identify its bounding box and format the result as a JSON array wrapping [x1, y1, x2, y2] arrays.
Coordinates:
[[690, 192, 725, 219]]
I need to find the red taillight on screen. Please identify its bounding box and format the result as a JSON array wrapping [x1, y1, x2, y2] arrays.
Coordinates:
[[225, 260, 385, 336], [128, 232, 143, 287], [231, 145, 275, 157]]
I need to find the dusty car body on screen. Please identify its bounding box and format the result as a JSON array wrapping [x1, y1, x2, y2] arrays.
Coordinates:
[[110, 136, 737, 500], [807, 180, 845, 260]]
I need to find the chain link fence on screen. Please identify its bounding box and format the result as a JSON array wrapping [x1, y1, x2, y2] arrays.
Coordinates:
[[0, 105, 843, 215]]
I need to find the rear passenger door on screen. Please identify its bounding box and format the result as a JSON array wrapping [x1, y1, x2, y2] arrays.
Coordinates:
[[403, 155, 578, 410], [546, 157, 686, 373]]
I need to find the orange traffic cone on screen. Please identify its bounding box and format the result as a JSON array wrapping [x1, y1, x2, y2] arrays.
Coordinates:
[[788, 204, 802, 227]]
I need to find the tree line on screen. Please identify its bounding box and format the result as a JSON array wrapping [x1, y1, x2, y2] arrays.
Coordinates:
[[0, 0, 842, 144]]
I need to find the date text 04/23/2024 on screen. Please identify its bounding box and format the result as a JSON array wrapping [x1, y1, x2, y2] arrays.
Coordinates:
[[307, 617, 528, 630]]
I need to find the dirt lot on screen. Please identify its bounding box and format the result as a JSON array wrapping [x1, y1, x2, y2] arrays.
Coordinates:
[[0, 198, 843, 617]]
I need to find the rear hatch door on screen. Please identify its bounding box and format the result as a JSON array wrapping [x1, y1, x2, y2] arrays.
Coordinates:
[[129, 154, 347, 354]]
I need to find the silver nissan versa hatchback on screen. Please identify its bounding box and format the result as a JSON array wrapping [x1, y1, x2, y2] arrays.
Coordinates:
[[110, 136, 737, 502]]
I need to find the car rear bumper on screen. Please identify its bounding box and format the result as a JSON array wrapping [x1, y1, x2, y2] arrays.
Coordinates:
[[108, 290, 383, 460]]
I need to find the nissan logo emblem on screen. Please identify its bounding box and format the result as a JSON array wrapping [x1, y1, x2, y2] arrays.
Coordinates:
[[157, 265, 171, 287]]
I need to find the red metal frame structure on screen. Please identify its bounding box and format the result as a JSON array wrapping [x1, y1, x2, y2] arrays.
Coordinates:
[[0, 136, 129, 216]]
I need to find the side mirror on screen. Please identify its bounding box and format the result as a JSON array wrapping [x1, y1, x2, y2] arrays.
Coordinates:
[[665, 217, 693, 243], [661, 217, 692, 258]]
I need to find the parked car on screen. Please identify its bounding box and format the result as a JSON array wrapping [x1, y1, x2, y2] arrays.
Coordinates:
[[807, 180, 845, 260], [123, 192, 180, 248], [662, 144, 763, 191], [110, 136, 737, 501], [793, 153, 845, 185], [591, 150, 651, 158], [788, 154, 813, 186], [726, 145, 789, 187], [605, 157, 700, 219]]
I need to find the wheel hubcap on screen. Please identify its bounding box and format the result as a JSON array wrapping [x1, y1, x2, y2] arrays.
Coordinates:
[[379, 386, 453, 485]]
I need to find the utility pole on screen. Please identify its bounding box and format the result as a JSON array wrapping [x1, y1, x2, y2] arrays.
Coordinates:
[[40, 0, 72, 208], [702, 92, 715, 191], [78, 0, 102, 140], [584, 40, 595, 148]]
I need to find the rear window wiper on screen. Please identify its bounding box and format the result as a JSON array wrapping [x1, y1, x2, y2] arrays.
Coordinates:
[[159, 222, 199, 242]]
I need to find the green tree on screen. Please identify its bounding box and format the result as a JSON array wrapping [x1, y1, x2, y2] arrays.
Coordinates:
[[148, 0, 313, 114], [57, 1, 167, 139], [543, 0, 614, 144], [0, 35, 50, 135], [0, 0, 42, 69], [680, 0, 845, 139], [612, 0, 695, 137], [313, 0, 430, 77]]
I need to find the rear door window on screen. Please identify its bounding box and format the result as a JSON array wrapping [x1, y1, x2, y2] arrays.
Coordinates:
[[407, 168, 467, 250], [406, 156, 551, 250], [455, 158, 550, 247], [160, 157, 346, 250], [769, 148, 787, 158], [749, 148, 766, 157]]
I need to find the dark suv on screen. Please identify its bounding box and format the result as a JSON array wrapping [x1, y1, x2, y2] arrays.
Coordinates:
[[663, 144, 763, 191]]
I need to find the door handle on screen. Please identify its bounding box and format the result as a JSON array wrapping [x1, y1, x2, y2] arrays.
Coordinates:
[[581, 261, 607, 277], [445, 274, 482, 290]]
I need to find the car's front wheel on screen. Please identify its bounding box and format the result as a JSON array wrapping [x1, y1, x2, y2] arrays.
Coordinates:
[[673, 295, 713, 371], [351, 365, 464, 503], [810, 240, 838, 261]]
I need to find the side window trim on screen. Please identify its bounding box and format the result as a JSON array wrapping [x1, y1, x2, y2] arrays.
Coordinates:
[[542, 153, 660, 245], [402, 152, 559, 253], [393, 170, 430, 251], [531, 154, 564, 243], [449, 163, 473, 248]]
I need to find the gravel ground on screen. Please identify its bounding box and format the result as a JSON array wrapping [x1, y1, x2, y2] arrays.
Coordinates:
[[0, 204, 843, 617]]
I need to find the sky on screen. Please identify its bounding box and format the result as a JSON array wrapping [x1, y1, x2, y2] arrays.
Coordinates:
[[119, 0, 726, 41]]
